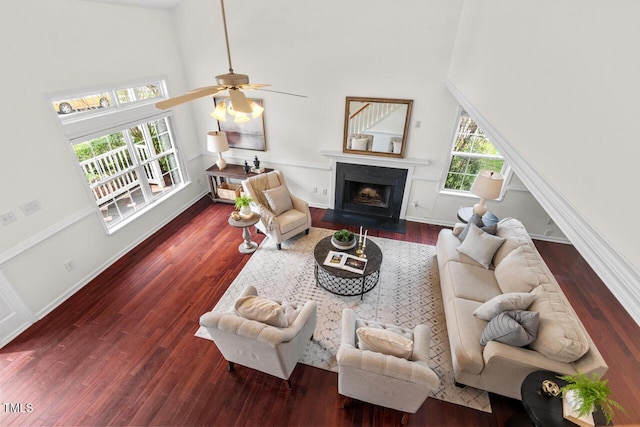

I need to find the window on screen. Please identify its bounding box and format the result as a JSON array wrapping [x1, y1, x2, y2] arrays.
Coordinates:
[[443, 110, 508, 192], [53, 79, 187, 232]]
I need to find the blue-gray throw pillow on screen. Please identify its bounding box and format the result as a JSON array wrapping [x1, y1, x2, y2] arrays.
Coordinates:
[[459, 213, 498, 241], [480, 310, 539, 347]]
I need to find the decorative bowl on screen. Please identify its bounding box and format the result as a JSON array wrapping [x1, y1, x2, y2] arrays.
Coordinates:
[[331, 236, 356, 250]]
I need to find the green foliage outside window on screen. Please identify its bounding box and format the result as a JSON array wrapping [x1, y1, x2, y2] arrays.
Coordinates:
[[445, 113, 505, 191]]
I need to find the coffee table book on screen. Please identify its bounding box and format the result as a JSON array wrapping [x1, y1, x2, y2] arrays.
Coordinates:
[[562, 396, 595, 427], [323, 251, 367, 274]]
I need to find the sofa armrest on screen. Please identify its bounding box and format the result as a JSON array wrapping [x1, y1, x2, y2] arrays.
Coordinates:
[[290, 193, 310, 214], [483, 341, 573, 374]]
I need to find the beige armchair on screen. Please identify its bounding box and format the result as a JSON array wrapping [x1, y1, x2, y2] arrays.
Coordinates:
[[199, 285, 317, 389], [242, 170, 311, 249], [337, 309, 440, 425]]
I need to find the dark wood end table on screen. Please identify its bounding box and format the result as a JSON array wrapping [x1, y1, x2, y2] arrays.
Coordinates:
[[520, 370, 607, 427], [205, 164, 274, 203]]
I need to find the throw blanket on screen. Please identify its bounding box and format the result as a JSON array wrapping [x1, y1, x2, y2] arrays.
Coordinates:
[[247, 173, 277, 232]]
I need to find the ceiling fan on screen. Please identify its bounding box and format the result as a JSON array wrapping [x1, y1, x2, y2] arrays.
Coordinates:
[[155, 0, 304, 115]]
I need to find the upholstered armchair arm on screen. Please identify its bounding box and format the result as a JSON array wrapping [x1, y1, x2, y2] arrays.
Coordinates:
[[200, 300, 317, 347], [336, 346, 439, 387], [337, 309, 439, 387], [290, 193, 310, 214]]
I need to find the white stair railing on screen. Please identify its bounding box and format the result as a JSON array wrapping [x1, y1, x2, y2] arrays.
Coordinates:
[[349, 103, 401, 135]]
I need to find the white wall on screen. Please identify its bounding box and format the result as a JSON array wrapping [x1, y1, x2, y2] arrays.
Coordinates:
[[173, 0, 561, 236], [448, 0, 640, 323], [0, 0, 205, 339]]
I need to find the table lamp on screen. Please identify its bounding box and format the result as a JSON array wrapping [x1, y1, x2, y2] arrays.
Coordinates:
[[470, 170, 504, 216], [207, 131, 229, 170]]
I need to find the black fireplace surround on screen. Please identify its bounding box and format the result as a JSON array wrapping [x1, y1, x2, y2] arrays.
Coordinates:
[[334, 162, 408, 219]]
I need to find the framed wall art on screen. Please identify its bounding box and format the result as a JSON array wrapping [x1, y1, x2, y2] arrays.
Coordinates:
[[214, 97, 266, 151]]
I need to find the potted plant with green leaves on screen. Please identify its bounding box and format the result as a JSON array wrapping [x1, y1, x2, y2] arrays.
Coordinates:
[[331, 229, 356, 250], [234, 194, 253, 218], [558, 372, 625, 425]]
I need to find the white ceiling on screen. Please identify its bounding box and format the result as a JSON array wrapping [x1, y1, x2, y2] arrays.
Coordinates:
[[84, 0, 183, 9]]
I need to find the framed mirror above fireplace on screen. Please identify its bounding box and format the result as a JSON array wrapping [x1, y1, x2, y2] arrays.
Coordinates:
[[343, 96, 413, 158]]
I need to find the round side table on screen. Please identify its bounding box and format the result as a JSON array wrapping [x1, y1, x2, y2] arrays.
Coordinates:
[[228, 214, 260, 254]]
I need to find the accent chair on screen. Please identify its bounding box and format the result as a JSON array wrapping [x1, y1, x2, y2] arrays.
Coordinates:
[[199, 285, 317, 389], [336, 308, 440, 425], [242, 170, 311, 249]]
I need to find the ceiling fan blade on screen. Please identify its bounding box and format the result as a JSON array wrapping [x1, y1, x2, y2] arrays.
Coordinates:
[[228, 88, 252, 113], [241, 83, 271, 89], [256, 88, 309, 98], [155, 86, 224, 110]]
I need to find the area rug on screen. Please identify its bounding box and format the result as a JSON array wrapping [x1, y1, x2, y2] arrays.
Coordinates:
[[195, 227, 492, 413]]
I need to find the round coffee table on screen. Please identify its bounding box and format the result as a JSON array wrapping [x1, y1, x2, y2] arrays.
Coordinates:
[[313, 236, 382, 300]]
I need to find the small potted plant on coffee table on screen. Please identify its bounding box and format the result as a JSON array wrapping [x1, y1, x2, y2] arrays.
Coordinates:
[[558, 372, 625, 425], [331, 229, 356, 250]]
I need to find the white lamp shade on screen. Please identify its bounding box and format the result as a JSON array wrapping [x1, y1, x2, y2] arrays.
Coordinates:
[[471, 170, 504, 200], [207, 131, 229, 153]]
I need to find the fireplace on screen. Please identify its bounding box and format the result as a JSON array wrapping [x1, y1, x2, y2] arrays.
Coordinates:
[[334, 162, 408, 219]]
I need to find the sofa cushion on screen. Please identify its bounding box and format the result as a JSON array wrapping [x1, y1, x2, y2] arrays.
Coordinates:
[[495, 245, 549, 293], [263, 185, 293, 216], [356, 327, 414, 359], [234, 295, 288, 328], [480, 310, 539, 346], [456, 223, 506, 269], [473, 292, 537, 321], [278, 209, 308, 234], [446, 298, 486, 374], [447, 262, 503, 303], [493, 218, 534, 266], [528, 282, 590, 362]]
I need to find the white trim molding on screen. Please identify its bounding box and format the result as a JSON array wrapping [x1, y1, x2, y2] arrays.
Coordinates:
[[446, 79, 640, 326]]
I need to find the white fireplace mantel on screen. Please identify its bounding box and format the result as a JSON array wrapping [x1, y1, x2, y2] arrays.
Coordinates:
[[320, 150, 429, 217]]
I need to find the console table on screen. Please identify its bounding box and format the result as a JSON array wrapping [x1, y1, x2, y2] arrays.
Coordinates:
[[205, 164, 273, 203]]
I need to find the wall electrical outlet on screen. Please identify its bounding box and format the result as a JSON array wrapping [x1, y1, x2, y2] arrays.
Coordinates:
[[312, 186, 318, 193], [412, 200, 418, 207], [415, 120, 422, 128], [322, 188, 327, 195], [64, 259, 76, 272], [21, 200, 41, 216], [1, 211, 17, 225]]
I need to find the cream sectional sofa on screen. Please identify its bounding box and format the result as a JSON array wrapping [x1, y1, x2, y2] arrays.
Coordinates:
[[436, 217, 608, 400]]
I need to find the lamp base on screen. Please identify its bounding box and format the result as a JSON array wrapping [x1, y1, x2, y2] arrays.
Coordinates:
[[472, 200, 488, 216], [216, 154, 227, 170]]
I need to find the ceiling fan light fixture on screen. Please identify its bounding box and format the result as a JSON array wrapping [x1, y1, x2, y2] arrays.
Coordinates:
[[249, 101, 264, 118], [211, 100, 227, 121], [233, 112, 250, 124]]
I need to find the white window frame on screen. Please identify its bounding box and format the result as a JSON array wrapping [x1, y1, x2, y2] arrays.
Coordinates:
[[51, 78, 190, 234], [440, 108, 510, 199]]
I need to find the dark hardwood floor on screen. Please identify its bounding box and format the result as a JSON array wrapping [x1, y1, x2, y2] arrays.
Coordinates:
[[1, 197, 638, 426]]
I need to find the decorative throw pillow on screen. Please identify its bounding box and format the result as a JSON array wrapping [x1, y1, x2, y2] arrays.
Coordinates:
[[456, 223, 506, 269], [263, 185, 293, 216], [458, 213, 498, 241], [356, 327, 414, 360], [473, 292, 537, 321], [480, 310, 539, 347], [351, 137, 369, 151], [494, 245, 548, 293], [234, 295, 288, 328]]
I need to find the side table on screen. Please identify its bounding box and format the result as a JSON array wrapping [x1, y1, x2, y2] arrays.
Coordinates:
[[457, 206, 499, 225], [228, 214, 260, 254], [205, 164, 273, 204], [520, 370, 607, 427]]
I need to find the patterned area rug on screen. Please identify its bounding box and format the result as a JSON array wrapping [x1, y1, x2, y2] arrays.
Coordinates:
[[195, 227, 492, 413]]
